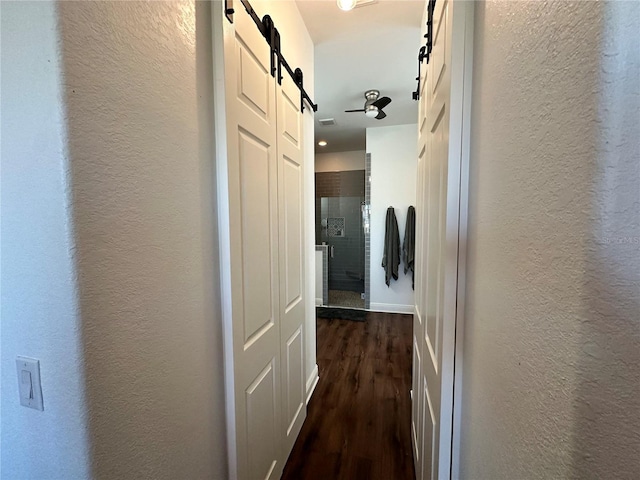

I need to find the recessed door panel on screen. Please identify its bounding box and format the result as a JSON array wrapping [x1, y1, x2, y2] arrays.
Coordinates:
[[283, 156, 302, 309], [412, 336, 423, 462], [239, 130, 276, 344], [238, 43, 270, 119], [419, 63, 429, 137], [425, 103, 446, 370], [282, 88, 300, 147], [284, 327, 305, 435], [421, 380, 436, 480], [246, 360, 279, 480], [415, 143, 425, 320], [431, 0, 447, 93]]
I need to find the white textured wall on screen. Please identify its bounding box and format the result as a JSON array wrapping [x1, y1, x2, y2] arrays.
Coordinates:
[[315, 150, 365, 172], [366, 124, 417, 313], [58, 1, 227, 478], [461, 1, 640, 478], [0, 3, 91, 478]]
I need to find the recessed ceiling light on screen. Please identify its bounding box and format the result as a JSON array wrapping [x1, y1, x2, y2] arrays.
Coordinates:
[[318, 140, 328, 147], [337, 0, 357, 11]]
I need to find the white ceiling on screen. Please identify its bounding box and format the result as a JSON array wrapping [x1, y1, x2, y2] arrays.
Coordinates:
[[295, 0, 424, 153]]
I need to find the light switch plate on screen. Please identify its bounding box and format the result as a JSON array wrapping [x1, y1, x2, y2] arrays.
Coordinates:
[[16, 357, 44, 411]]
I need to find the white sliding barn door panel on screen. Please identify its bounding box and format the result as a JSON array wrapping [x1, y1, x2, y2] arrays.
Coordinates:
[[412, 10, 429, 472], [412, 0, 473, 479], [422, 3, 450, 475], [222, 8, 283, 480], [218, 3, 312, 478], [277, 73, 307, 458]]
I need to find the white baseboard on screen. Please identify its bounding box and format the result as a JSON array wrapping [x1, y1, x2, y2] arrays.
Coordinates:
[[305, 364, 319, 405], [369, 302, 414, 314]]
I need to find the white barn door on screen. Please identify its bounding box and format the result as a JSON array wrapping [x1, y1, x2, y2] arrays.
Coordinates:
[[222, 8, 283, 479], [412, 0, 473, 479], [218, 3, 308, 479], [411, 22, 429, 473]]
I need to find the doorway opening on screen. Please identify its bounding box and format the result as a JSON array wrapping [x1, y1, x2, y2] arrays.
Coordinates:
[[315, 166, 367, 309]]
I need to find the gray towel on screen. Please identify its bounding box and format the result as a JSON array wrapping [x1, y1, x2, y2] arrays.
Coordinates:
[[403, 206, 416, 289], [382, 207, 400, 287]]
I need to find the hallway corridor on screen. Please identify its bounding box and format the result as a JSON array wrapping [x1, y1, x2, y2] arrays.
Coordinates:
[[282, 312, 415, 480]]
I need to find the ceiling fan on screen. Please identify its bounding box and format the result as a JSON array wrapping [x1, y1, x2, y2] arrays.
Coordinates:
[[345, 90, 392, 120]]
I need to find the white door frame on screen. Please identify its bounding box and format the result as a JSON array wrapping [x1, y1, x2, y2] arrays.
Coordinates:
[[211, 2, 239, 477], [450, 1, 474, 478]]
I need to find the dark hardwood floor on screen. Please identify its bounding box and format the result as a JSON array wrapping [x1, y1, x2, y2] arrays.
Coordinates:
[[282, 311, 415, 480]]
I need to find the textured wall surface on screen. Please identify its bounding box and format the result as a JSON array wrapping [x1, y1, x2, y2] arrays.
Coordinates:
[[0, 2, 89, 480], [367, 124, 417, 313], [2, 1, 312, 477], [461, 1, 640, 478], [1, 2, 91, 478], [58, 1, 226, 478]]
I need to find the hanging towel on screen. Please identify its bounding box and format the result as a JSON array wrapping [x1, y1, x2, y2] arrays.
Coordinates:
[[403, 206, 416, 290], [382, 207, 400, 287]]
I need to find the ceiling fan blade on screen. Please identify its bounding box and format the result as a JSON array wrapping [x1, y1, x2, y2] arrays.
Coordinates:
[[376, 110, 387, 120], [344, 109, 366, 113], [372, 96, 391, 109]]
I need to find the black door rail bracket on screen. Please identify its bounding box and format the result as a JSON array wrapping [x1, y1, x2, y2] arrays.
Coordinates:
[[412, 46, 427, 101], [412, 0, 436, 101], [226, 0, 318, 113]]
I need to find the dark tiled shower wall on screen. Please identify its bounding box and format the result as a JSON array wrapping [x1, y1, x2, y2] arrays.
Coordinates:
[[322, 198, 363, 292], [315, 170, 366, 294], [315, 170, 365, 244], [315, 170, 365, 198]]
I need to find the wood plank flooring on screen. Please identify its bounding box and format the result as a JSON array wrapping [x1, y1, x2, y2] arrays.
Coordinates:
[[282, 311, 415, 480]]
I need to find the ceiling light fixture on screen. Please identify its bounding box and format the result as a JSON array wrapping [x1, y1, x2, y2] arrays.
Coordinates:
[[364, 105, 379, 118], [337, 0, 357, 11], [318, 140, 328, 147]]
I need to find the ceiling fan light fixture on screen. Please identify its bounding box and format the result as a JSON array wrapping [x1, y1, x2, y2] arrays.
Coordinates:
[[337, 0, 357, 11], [365, 105, 379, 118], [344, 90, 392, 120]]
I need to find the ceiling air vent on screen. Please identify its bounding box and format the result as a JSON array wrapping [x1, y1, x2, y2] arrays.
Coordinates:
[[319, 118, 336, 127]]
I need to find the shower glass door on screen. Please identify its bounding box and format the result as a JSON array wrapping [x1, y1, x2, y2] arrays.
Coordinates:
[[318, 194, 365, 309], [315, 169, 366, 309]]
